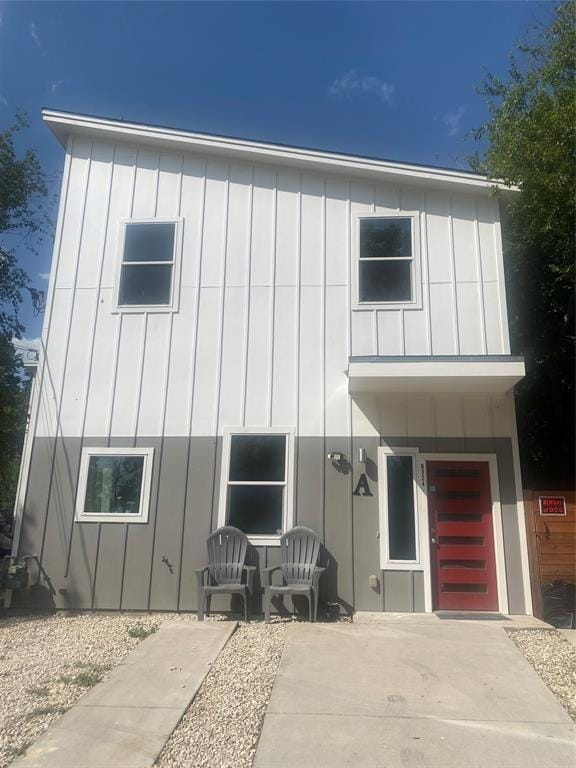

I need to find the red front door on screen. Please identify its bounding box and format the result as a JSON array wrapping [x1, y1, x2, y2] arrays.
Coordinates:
[[427, 461, 498, 611]]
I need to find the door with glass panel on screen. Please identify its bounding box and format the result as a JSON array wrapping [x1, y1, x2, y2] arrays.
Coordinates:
[[427, 461, 498, 611]]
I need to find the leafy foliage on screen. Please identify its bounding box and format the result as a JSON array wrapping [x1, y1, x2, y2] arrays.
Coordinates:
[[0, 113, 49, 508], [471, 2, 575, 487]]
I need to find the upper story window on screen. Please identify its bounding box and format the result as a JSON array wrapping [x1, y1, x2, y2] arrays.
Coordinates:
[[358, 216, 415, 304], [116, 221, 178, 309]]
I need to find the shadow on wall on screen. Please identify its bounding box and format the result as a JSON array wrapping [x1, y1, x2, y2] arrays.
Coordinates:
[[232, 543, 352, 619]]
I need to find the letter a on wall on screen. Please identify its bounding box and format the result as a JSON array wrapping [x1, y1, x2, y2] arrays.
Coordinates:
[[353, 473, 373, 497]]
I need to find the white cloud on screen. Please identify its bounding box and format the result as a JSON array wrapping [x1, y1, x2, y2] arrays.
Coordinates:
[[0, 94, 7, 107], [442, 105, 466, 137], [30, 22, 41, 48], [50, 80, 63, 93], [329, 70, 395, 105], [38, 272, 50, 281]]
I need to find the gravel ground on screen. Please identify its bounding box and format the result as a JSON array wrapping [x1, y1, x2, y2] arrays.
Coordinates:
[[0, 612, 196, 767], [509, 629, 576, 721], [156, 620, 287, 768]]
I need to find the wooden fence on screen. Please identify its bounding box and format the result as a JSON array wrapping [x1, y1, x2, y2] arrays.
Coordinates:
[[524, 490, 575, 619]]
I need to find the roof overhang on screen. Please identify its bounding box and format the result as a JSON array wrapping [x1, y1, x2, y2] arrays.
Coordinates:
[[348, 355, 525, 395], [42, 109, 519, 196]]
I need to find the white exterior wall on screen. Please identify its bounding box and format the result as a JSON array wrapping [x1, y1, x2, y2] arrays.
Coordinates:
[[35, 136, 511, 441]]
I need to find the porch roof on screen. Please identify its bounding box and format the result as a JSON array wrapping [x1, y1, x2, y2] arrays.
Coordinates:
[[348, 355, 525, 395]]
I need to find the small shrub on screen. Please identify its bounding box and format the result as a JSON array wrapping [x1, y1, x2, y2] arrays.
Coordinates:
[[128, 623, 158, 640], [26, 685, 49, 697], [72, 669, 102, 688], [26, 705, 67, 719]]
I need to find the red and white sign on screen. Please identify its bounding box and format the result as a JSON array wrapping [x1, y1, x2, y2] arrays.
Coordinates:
[[538, 496, 567, 516]]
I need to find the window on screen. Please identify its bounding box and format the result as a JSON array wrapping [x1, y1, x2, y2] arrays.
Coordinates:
[[75, 447, 154, 523], [358, 217, 413, 303], [379, 449, 421, 566], [117, 221, 177, 307], [219, 432, 293, 544], [386, 455, 417, 560]]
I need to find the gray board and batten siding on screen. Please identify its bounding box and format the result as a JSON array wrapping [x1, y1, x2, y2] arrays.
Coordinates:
[[17, 434, 526, 615]]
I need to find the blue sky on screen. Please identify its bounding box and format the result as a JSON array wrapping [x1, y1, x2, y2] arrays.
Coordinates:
[[0, 0, 552, 340]]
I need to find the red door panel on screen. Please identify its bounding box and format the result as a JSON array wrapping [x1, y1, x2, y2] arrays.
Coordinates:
[[427, 460, 498, 611]]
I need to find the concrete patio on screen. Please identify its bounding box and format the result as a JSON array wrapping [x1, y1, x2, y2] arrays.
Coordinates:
[[253, 617, 575, 768]]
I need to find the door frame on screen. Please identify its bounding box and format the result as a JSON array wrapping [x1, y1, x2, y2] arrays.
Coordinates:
[[378, 448, 509, 615]]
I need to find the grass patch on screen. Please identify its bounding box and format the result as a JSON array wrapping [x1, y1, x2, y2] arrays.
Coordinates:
[[72, 669, 102, 688], [26, 705, 67, 719], [128, 623, 158, 640], [26, 685, 50, 697], [59, 662, 111, 688]]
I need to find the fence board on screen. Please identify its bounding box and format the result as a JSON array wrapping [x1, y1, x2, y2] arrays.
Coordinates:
[[524, 490, 576, 620]]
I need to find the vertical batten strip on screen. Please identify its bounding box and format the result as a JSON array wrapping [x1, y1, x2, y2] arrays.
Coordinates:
[[492, 203, 511, 354], [347, 182, 355, 600], [145, 156, 184, 610], [473, 200, 488, 354], [132, 314, 149, 444], [212, 164, 230, 436], [176, 158, 208, 611], [447, 196, 460, 354], [240, 166, 254, 427], [106, 151, 138, 440], [65, 144, 115, 581], [421, 198, 433, 355], [267, 172, 278, 427], [293, 173, 302, 521], [39, 141, 94, 565], [208, 165, 230, 531], [78, 146, 115, 441], [132, 155, 160, 441], [321, 179, 327, 538]]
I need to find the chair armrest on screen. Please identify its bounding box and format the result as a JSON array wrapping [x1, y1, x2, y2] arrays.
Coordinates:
[[194, 567, 210, 586], [263, 565, 282, 586], [312, 566, 326, 589]]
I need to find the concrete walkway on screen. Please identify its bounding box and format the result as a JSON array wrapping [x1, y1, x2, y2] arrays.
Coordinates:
[[254, 618, 575, 768], [14, 621, 236, 768]]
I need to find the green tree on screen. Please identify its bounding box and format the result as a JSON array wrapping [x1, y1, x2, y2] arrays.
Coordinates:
[[471, 2, 575, 487], [0, 113, 49, 507]]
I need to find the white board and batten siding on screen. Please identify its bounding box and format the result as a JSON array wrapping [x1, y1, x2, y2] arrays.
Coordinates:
[[35, 136, 512, 443]]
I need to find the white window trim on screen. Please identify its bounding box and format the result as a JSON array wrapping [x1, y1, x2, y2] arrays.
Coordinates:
[[218, 427, 295, 547], [352, 212, 423, 311], [112, 218, 183, 314], [75, 447, 154, 524], [378, 449, 509, 615], [378, 446, 425, 572]]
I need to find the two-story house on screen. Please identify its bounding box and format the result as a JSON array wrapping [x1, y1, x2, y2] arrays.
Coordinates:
[[12, 110, 532, 616]]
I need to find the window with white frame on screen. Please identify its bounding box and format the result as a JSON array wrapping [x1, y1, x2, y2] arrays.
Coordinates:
[[75, 448, 154, 524], [358, 216, 414, 303], [117, 221, 177, 307], [220, 433, 292, 541], [380, 452, 420, 565]]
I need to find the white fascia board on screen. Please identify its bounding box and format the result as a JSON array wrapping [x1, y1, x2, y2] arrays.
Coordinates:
[[348, 358, 525, 394], [42, 110, 520, 196]]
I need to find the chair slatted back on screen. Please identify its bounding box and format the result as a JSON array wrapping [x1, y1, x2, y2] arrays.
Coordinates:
[[280, 526, 320, 585], [207, 526, 248, 584]]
